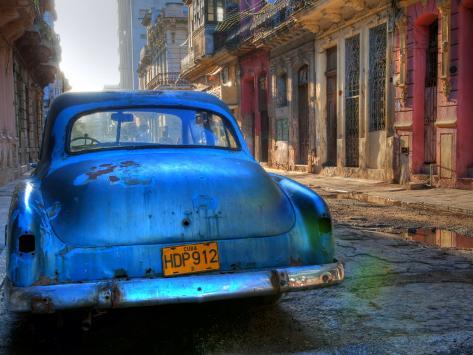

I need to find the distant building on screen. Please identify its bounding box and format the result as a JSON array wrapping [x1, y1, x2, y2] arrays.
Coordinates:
[[43, 71, 70, 119], [117, 0, 165, 89], [41, 1, 70, 121], [138, 2, 191, 90]]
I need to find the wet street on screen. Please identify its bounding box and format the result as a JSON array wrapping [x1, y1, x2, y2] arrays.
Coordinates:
[[1, 184, 473, 354]]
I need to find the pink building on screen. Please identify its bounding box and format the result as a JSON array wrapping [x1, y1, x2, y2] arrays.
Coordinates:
[[393, 0, 473, 189]]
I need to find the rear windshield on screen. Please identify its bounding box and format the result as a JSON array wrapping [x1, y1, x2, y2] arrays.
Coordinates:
[[69, 108, 239, 153]]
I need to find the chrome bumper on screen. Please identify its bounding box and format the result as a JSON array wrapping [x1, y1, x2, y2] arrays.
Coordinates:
[[6, 261, 344, 313]]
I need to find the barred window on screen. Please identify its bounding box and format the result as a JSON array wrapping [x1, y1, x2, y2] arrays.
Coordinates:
[[277, 74, 287, 107], [345, 34, 360, 167], [368, 23, 387, 131], [276, 118, 289, 141]]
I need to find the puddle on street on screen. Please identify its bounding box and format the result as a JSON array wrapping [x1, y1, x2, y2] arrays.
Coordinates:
[[405, 228, 473, 250]]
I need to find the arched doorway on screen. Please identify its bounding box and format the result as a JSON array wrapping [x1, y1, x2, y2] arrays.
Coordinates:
[[297, 65, 309, 165]]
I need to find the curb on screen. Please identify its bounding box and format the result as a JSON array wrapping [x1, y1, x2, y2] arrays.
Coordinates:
[[336, 190, 473, 217]]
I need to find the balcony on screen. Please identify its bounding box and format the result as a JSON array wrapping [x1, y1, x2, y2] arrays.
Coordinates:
[[214, 0, 315, 51], [146, 72, 193, 90], [181, 51, 195, 72]]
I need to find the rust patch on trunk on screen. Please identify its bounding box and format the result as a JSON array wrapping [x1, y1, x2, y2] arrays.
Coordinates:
[[109, 175, 120, 183], [120, 160, 140, 168], [86, 165, 116, 180]]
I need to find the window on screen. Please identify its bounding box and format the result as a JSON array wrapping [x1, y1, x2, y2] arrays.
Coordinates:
[[276, 118, 289, 141], [193, 0, 205, 29], [171, 32, 176, 43], [368, 24, 387, 131], [345, 34, 360, 167], [277, 74, 287, 107], [207, 0, 224, 22], [69, 108, 240, 153]]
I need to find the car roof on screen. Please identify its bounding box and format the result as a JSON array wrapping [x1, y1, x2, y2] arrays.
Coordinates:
[[47, 90, 232, 119], [39, 90, 249, 166]]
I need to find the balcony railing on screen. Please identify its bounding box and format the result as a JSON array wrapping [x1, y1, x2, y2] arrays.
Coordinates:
[[214, 0, 315, 51], [146, 72, 192, 89], [181, 51, 195, 72]]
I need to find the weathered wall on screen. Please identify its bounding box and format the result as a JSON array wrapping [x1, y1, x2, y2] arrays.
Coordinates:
[[393, 0, 472, 188]]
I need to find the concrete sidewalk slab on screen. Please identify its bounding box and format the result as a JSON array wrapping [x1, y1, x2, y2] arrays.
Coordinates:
[[266, 168, 473, 217]]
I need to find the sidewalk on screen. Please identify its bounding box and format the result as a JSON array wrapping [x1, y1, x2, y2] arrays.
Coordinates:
[[266, 168, 473, 217], [0, 178, 19, 291]]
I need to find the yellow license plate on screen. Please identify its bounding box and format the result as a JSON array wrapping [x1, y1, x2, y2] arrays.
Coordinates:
[[162, 242, 220, 277]]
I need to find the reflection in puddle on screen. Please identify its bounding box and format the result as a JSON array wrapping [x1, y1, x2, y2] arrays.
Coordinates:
[[405, 228, 473, 250]]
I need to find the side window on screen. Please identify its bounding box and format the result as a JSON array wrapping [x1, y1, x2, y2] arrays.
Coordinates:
[[187, 112, 237, 148]]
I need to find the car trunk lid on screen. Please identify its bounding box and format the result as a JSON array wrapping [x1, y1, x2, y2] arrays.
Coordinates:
[[41, 151, 295, 247]]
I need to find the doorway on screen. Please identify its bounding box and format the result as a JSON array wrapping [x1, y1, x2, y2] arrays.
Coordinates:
[[297, 65, 309, 165], [424, 21, 438, 164], [259, 75, 269, 162], [326, 46, 337, 166]]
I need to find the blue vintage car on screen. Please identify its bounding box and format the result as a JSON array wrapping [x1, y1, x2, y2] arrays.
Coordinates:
[[5, 91, 344, 314]]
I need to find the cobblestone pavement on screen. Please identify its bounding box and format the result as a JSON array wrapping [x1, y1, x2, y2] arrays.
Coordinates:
[[1, 178, 473, 354]]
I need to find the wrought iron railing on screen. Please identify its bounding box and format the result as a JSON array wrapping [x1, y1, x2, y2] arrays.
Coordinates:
[[146, 72, 191, 89], [214, 0, 315, 51]]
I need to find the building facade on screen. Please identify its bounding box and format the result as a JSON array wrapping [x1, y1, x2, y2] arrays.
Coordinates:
[[393, 0, 473, 189], [0, 0, 63, 185], [117, 0, 165, 89], [181, 0, 473, 189], [138, 2, 191, 89], [293, 0, 394, 180], [43, 71, 70, 119]]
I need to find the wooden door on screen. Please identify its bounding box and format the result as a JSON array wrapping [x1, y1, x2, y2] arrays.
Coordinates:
[[259, 76, 269, 162], [326, 47, 337, 166], [424, 22, 438, 164], [297, 65, 309, 165]]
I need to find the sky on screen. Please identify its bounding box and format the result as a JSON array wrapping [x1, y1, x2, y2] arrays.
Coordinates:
[[55, 0, 120, 92]]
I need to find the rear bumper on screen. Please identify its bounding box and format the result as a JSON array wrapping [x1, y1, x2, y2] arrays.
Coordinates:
[[5, 261, 344, 313]]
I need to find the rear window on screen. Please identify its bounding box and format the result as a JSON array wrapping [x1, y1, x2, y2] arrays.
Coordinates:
[[69, 108, 239, 153]]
